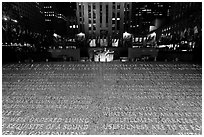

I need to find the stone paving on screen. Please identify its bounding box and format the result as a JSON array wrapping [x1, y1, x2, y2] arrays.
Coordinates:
[[2, 62, 202, 135]]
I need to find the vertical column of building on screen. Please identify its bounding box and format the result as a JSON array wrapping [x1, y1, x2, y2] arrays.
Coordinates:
[[108, 3, 113, 42], [120, 3, 124, 44], [90, 3, 93, 38], [114, 3, 118, 33], [82, 3, 85, 33], [129, 3, 132, 32], [96, 3, 100, 37], [105, 4, 108, 28], [84, 3, 89, 37], [76, 3, 80, 33], [102, 3, 106, 29]]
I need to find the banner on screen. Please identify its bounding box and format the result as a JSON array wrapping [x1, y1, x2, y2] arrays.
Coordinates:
[[112, 39, 119, 47], [89, 39, 96, 47], [100, 37, 107, 47]]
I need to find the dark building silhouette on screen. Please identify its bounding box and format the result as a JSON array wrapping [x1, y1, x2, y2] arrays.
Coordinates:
[[43, 3, 67, 36], [2, 2, 45, 33]]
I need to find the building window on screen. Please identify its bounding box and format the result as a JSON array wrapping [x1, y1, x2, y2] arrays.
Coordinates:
[[117, 4, 120, 9], [112, 24, 115, 30], [100, 5, 102, 11], [93, 24, 96, 30], [127, 4, 129, 9], [100, 10, 102, 23], [106, 5, 108, 23], [88, 12, 91, 18], [88, 4, 91, 12], [112, 12, 115, 18], [89, 24, 92, 30], [117, 21, 120, 30], [93, 11, 96, 18], [117, 12, 120, 17], [80, 17, 82, 21]]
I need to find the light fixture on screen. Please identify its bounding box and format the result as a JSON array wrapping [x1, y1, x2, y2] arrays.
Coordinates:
[[3, 17, 8, 21]]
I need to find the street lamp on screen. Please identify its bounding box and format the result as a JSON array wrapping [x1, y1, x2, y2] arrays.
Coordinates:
[[12, 19, 18, 23], [3, 16, 8, 21], [3, 17, 8, 21]]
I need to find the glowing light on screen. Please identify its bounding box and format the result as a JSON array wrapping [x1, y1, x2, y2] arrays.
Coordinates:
[[53, 33, 57, 37], [3, 17, 8, 21], [77, 32, 85, 36], [13, 20, 18, 23]]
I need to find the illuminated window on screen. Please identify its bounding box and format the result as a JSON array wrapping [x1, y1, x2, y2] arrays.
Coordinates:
[[135, 37, 138, 41]]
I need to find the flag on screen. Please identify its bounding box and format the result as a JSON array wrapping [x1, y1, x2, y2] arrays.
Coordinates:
[[183, 28, 188, 38], [2, 26, 6, 31], [187, 28, 191, 35], [180, 31, 184, 40], [22, 30, 26, 34], [26, 29, 29, 35], [13, 28, 16, 32], [194, 26, 198, 34], [18, 27, 21, 35]]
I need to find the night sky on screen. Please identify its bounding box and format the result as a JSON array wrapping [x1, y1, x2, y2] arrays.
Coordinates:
[[55, 2, 76, 16]]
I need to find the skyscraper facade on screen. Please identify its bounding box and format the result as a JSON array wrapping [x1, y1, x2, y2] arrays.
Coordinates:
[[76, 2, 132, 44], [131, 2, 171, 35], [160, 2, 201, 38]]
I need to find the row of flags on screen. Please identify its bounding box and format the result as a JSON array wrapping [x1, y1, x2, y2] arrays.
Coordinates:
[[178, 26, 199, 40], [159, 25, 200, 43], [89, 38, 119, 47]]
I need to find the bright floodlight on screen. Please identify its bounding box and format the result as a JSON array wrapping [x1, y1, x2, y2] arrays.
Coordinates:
[[13, 20, 18, 23], [3, 17, 8, 21], [53, 33, 58, 37], [78, 32, 85, 36]]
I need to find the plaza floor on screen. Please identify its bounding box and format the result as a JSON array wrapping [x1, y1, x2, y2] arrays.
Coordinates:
[[2, 62, 202, 135]]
